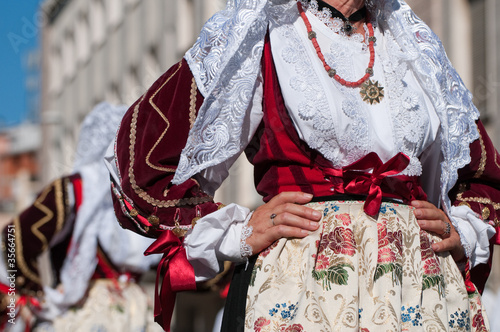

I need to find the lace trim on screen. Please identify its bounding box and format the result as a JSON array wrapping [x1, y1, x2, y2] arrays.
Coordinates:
[[176, 0, 271, 185], [380, 0, 479, 257], [382, 32, 429, 176], [240, 224, 254, 259], [305, 0, 368, 45]]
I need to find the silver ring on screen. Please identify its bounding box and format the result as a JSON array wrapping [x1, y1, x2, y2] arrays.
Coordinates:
[[270, 213, 277, 226], [443, 222, 451, 236]]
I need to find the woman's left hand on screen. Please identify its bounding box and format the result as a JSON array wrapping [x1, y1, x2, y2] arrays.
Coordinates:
[[411, 200, 465, 261]]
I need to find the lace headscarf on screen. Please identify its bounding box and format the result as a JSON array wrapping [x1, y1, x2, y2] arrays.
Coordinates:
[[177, 0, 479, 256], [43, 102, 159, 318]]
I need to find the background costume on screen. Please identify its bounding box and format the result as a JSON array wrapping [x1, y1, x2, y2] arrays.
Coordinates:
[[107, 0, 500, 331], [0, 103, 161, 332]]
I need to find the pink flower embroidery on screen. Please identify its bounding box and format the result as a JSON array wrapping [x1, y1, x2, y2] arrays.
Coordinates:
[[378, 247, 397, 264], [261, 241, 279, 258], [389, 230, 403, 255], [420, 231, 434, 260], [254, 317, 271, 331], [472, 310, 486, 330], [284, 324, 304, 332], [328, 227, 356, 256], [378, 220, 390, 248], [314, 254, 330, 271], [318, 234, 329, 254], [423, 257, 441, 275], [336, 213, 352, 226]]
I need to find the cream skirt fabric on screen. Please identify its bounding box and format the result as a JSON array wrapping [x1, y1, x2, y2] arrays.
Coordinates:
[[35, 279, 161, 332], [245, 201, 489, 331]]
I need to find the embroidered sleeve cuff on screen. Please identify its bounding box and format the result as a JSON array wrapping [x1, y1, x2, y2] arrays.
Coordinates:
[[184, 203, 251, 282], [449, 205, 496, 268]]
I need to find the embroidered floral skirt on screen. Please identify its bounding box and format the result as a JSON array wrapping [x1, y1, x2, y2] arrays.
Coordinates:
[[34, 279, 161, 332], [243, 201, 489, 331]]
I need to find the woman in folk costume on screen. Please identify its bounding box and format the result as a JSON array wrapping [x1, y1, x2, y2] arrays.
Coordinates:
[[0, 103, 161, 332], [106, 0, 500, 330]]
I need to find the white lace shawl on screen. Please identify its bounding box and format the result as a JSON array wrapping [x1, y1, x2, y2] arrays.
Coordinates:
[[178, 0, 480, 256]]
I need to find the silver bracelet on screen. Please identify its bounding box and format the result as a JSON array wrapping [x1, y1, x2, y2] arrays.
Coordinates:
[[240, 224, 254, 258]]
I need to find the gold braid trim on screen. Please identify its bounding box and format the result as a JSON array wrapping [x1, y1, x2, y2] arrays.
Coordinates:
[[14, 216, 42, 285], [474, 125, 486, 179], [456, 192, 500, 211], [128, 62, 213, 208], [55, 178, 65, 233], [31, 179, 62, 250], [189, 77, 198, 129], [145, 62, 181, 172]]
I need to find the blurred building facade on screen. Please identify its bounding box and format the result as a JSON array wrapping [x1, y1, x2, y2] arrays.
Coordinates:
[[0, 124, 41, 213]]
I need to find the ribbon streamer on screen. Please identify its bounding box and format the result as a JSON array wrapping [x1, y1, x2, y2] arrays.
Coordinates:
[[144, 230, 196, 331]]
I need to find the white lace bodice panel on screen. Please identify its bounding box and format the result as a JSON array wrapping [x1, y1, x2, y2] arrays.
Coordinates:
[[269, 3, 441, 176]]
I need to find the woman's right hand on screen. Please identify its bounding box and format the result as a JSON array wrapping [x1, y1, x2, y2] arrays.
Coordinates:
[[245, 191, 322, 254]]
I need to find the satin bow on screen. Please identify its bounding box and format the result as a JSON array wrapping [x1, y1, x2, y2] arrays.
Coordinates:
[[325, 152, 410, 216], [144, 230, 196, 331]]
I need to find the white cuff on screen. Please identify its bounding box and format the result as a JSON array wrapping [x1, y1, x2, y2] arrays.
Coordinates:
[[450, 205, 496, 268], [184, 203, 251, 282]]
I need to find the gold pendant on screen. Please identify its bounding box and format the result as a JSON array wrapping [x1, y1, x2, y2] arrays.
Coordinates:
[[360, 79, 384, 105]]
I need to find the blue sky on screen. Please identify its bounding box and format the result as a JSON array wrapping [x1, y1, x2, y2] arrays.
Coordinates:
[[0, 0, 42, 128]]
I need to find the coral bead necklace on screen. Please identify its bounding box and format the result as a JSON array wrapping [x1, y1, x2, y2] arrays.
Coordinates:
[[297, 1, 384, 105]]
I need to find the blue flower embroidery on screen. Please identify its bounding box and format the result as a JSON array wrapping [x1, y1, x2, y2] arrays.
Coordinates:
[[448, 309, 470, 329], [268, 302, 299, 321], [401, 305, 422, 326]]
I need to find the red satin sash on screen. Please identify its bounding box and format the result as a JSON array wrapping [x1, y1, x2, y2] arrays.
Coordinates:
[[323, 152, 423, 216], [144, 230, 196, 331]]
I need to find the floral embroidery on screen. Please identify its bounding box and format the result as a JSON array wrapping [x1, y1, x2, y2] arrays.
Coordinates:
[[254, 317, 271, 332], [313, 253, 330, 271], [328, 227, 356, 255], [448, 309, 471, 329], [255, 302, 300, 331], [401, 305, 422, 327], [472, 310, 487, 331], [312, 213, 357, 289], [261, 241, 279, 258], [423, 257, 441, 275], [283, 324, 304, 332], [374, 214, 403, 284], [268, 302, 299, 320], [419, 230, 445, 295], [379, 205, 397, 215], [336, 213, 352, 226], [322, 203, 340, 217], [420, 231, 435, 260], [377, 247, 396, 263]]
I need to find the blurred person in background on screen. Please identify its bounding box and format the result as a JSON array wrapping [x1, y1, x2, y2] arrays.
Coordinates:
[[0, 102, 161, 332]]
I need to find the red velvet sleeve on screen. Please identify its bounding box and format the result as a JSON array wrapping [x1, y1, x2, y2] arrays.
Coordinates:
[[111, 59, 221, 239], [449, 120, 500, 293]]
